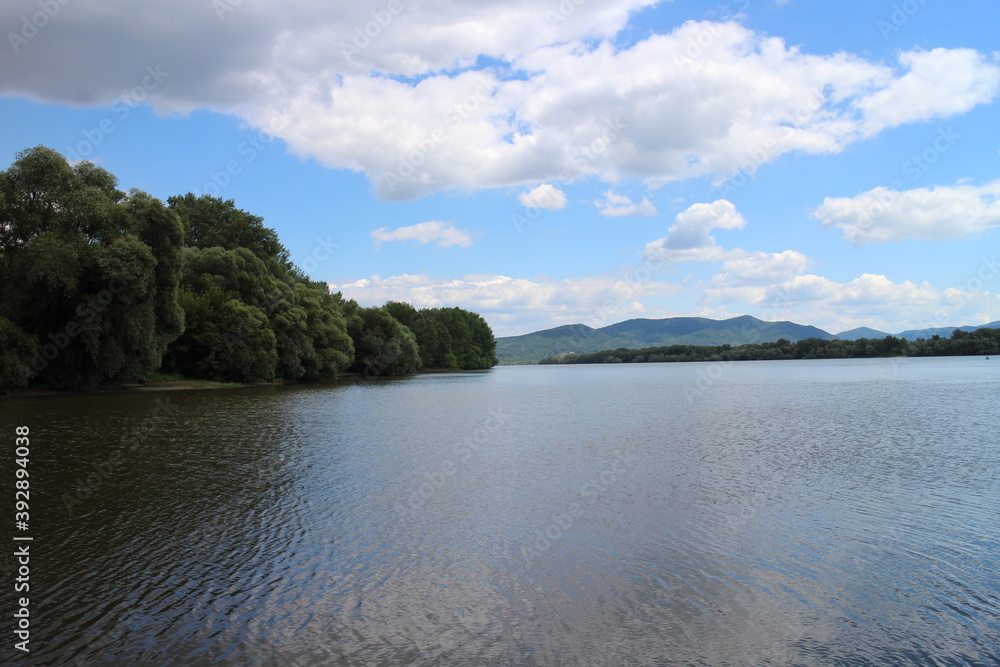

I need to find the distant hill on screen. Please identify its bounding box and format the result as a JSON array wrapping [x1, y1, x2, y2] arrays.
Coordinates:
[[894, 321, 1000, 341], [496, 316, 835, 364], [497, 316, 1000, 364], [836, 327, 890, 341]]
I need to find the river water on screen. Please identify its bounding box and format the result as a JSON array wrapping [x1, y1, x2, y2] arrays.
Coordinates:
[[2, 357, 999, 665]]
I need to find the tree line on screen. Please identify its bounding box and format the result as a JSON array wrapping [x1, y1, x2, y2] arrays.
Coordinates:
[[539, 329, 1000, 365], [0, 146, 497, 390]]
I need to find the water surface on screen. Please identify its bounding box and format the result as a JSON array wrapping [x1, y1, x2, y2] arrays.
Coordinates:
[[2, 357, 999, 665]]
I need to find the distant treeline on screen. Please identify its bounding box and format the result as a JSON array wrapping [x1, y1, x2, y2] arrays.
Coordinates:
[[0, 146, 497, 390], [539, 329, 1000, 365]]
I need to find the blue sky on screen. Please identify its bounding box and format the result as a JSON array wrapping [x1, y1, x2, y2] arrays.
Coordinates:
[[2, 0, 998, 336]]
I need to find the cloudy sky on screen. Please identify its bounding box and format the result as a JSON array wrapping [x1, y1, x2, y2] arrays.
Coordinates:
[[2, 0, 998, 336]]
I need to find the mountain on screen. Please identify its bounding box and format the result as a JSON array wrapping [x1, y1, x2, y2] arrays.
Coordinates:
[[496, 316, 835, 364], [894, 321, 1000, 341], [836, 327, 890, 341], [496, 316, 1000, 364], [495, 324, 621, 364]]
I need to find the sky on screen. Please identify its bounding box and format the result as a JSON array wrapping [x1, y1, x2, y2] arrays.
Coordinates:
[[1, 0, 999, 337]]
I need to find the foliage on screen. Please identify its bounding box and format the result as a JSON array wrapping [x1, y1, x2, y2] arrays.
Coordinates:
[[0, 317, 36, 389], [384, 302, 498, 370], [161, 242, 355, 383], [165, 287, 278, 382], [0, 147, 496, 388], [0, 147, 185, 388], [539, 329, 1000, 365], [343, 302, 421, 377], [166, 193, 288, 266], [496, 316, 834, 364]]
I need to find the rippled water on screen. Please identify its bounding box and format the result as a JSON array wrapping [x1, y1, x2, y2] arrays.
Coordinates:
[[2, 357, 999, 665]]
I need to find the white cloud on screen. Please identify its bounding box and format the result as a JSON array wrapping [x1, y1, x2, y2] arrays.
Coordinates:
[[596, 190, 657, 217], [330, 264, 1000, 338], [644, 199, 746, 262], [328, 272, 682, 336], [813, 180, 1000, 245], [370, 221, 474, 249], [518, 184, 567, 210], [4, 3, 996, 200], [856, 49, 1000, 136], [712, 250, 812, 286], [700, 271, 1000, 336], [0, 0, 658, 109]]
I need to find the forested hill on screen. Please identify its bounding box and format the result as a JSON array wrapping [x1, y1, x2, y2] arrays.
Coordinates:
[[0, 146, 497, 390], [538, 328, 1000, 365], [498, 315, 1000, 364], [497, 316, 833, 364]]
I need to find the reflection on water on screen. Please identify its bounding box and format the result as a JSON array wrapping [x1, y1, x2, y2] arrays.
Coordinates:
[[1, 357, 999, 665]]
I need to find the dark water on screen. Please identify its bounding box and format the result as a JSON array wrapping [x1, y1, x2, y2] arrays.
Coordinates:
[[2, 357, 999, 665]]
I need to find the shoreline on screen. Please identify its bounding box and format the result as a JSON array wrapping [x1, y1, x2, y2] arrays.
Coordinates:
[[0, 367, 492, 399], [0, 381, 284, 399]]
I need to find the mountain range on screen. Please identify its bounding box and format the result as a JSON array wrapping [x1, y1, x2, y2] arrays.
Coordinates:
[[496, 316, 1000, 364]]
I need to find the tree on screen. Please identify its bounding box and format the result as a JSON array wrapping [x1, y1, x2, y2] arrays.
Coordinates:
[[0, 147, 184, 389], [344, 303, 421, 377], [294, 284, 354, 380], [0, 147, 497, 387], [162, 239, 355, 382], [165, 286, 277, 382], [422, 307, 498, 369], [0, 317, 35, 389], [167, 193, 288, 266]]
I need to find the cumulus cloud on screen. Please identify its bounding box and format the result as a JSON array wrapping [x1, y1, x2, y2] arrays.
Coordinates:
[[700, 272, 1000, 336], [644, 199, 746, 262], [596, 190, 657, 217], [712, 250, 812, 286], [518, 184, 567, 210], [328, 272, 681, 336], [331, 265, 1000, 337], [0, 0, 657, 108], [856, 49, 1000, 136], [370, 221, 474, 249], [3, 3, 997, 199], [813, 179, 1000, 245]]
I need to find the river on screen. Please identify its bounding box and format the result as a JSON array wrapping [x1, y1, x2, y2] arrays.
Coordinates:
[[2, 357, 998, 665]]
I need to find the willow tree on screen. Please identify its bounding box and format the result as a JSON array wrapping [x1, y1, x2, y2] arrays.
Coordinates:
[[0, 147, 184, 389], [163, 197, 354, 382], [343, 303, 421, 377]]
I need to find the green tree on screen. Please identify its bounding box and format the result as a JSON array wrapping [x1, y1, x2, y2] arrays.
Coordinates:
[[344, 303, 421, 377], [167, 193, 288, 266], [165, 286, 277, 382], [422, 307, 498, 369], [0, 147, 184, 389], [164, 242, 355, 382], [294, 284, 354, 379], [0, 317, 36, 389]]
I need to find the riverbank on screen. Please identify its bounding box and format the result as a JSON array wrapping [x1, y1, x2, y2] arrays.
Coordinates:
[[0, 367, 492, 398], [1, 380, 266, 398]]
